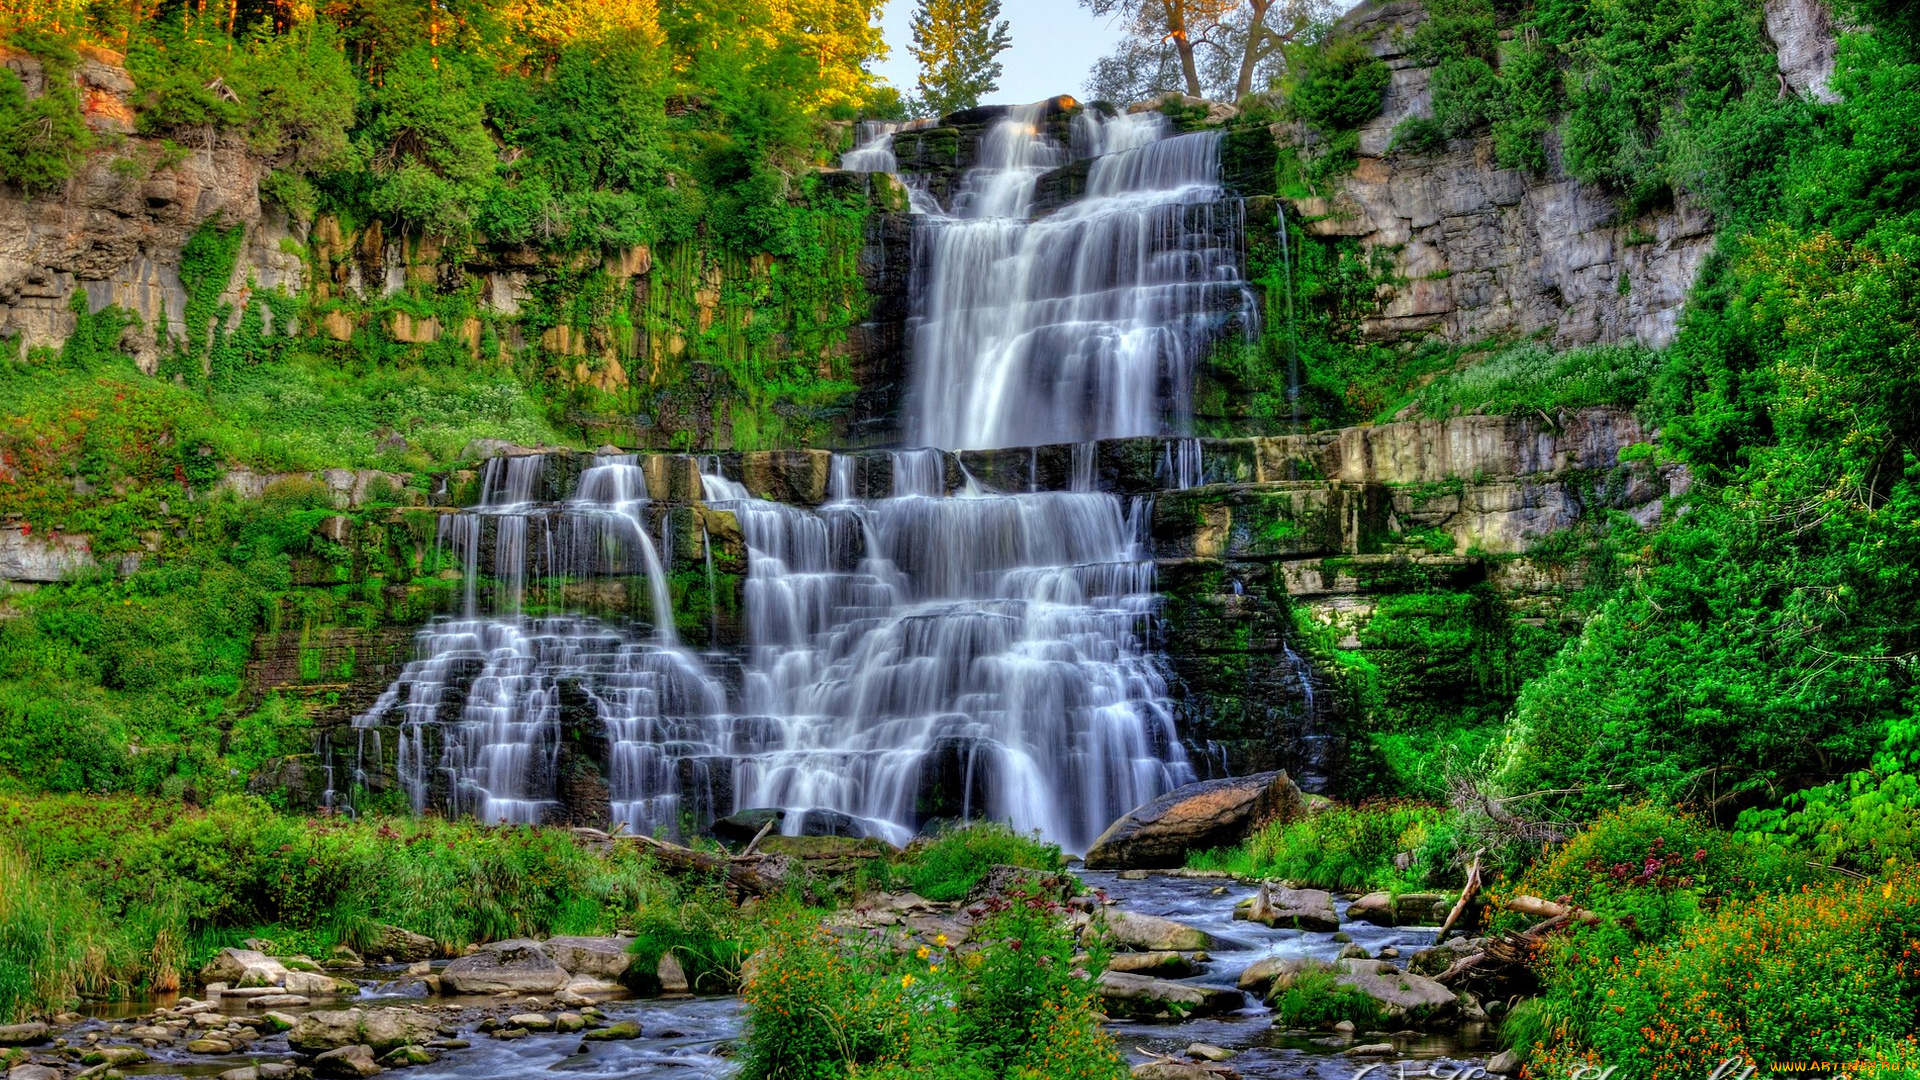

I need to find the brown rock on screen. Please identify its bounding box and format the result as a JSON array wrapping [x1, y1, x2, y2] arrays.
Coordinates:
[[1084, 770, 1306, 869]]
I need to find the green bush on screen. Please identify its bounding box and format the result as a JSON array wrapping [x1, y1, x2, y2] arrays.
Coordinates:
[[0, 33, 91, 192], [1187, 802, 1447, 891], [900, 824, 1065, 903], [1397, 341, 1662, 420], [1269, 966, 1383, 1030]]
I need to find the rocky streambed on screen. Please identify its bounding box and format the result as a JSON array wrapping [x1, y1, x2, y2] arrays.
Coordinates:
[[0, 873, 1504, 1080]]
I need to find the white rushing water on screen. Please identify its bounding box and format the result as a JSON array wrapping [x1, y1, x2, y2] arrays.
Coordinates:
[[351, 103, 1256, 851], [908, 107, 1254, 450]]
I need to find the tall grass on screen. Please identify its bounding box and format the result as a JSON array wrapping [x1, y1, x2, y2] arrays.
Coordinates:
[[0, 843, 186, 1021], [1186, 802, 1446, 891], [897, 823, 1065, 902], [1396, 341, 1660, 421]]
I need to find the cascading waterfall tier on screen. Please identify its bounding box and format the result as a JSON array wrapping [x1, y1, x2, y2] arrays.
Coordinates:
[[700, 453, 1188, 850], [350, 103, 1257, 851], [905, 107, 1255, 451]]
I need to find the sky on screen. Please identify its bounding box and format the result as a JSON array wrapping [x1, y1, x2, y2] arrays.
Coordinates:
[[867, 0, 1131, 107]]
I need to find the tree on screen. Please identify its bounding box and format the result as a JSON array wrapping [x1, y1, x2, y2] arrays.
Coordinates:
[[908, 0, 1012, 117], [1081, 0, 1335, 103]]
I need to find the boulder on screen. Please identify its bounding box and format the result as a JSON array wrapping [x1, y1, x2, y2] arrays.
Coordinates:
[[379, 1046, 434, 1067], [1101, 909, 1213, 952], [1238, 956, 1329, 997], [367, 925, 437, 963], [0, 1025, 47, 1047], [289, 1008, 437, 1054], [284, 970, 352, 996], [1095, 972, 1243, 1020], [81, 1046, 149, 1066], [10, 1066, 61, 1080], [203, 948, 286, 986], [657, 952, 691, 997], [1105, 951, 1202, 979], [439, 939, 569, 994], [1084, 771, 1306, 869], [1187, 1043, 1235, 1061], [1131, 1064, 1216, 1080], [314, 1044, 380, 1078], [541, 937, 634, 981], [1488, 1048, 1524, 1075], [1346, 891, 1455, 926], [710, 808, 784, 846], [1334, 960, 1458, 1027], [1245, 885, 1340, 931]]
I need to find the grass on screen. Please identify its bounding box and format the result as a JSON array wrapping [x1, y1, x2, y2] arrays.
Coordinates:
[[1392, 341, 1662, 421], [1186, 801, 1447, 891], [895, 823, 1066, 903], [1269, 966, 1383, 1030]]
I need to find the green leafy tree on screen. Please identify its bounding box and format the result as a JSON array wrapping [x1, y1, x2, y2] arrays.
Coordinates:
[[908, 0, 1011, 117]]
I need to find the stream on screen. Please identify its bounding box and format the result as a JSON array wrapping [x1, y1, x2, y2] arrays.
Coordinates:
[[68, 873, 1493, 1080]]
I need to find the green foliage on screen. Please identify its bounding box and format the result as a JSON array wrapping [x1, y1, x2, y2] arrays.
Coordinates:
[[739, 886, 1125, 1080], [1520, 862, 1920, 1080], [909, 0, 1012, 117], [1269, 966, 1383, 1029], [1282, 32, 1389, 184], [1187, 802, 1448, 891], [900, 823, 1065, 903], [1397, 341, 1662, 420], [0, 39, 91, 192], [625, 875, 765, 993]]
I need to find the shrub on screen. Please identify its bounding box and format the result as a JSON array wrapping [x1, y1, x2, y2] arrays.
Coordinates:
[[1269, 966, 1383, 1029], [1523, 866, 1920, 1080], [1397, 341, 1662, 420], [1187, 802, 1448, 891], [901, 823, 1065, 903]]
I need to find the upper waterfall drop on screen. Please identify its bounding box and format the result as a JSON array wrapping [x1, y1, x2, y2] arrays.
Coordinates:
[[904, 106, 1255, 450]]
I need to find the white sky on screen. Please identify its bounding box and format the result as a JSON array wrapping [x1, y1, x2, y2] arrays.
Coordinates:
[[868, 0, 1132, 106]]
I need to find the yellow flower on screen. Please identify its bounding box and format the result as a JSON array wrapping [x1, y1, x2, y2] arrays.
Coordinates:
[[916, 945, 930, 960], [935, 934, 949, 947], [1886, 881, 1895, 898], [901, 974, 914, 988], [929, 966, 940, 974]]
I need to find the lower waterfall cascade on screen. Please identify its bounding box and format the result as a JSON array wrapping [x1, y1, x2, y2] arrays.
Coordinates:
[[347, 102, 1261, 853]]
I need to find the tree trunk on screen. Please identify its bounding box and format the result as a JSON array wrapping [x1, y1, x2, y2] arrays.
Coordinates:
[[1163, 0, 1204, 97], [1234, 0, 1275, 99]]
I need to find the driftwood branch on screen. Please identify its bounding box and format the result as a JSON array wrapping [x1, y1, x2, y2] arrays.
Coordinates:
[[1434, 850, 1483, 945], [1434, 951, 1486, 984], [1502, 895, 1600, 925], [740, 816, 779, 857]]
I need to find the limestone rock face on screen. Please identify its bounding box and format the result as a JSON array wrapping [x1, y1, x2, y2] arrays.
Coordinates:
[[439, 939, 570, 994], [1766, 0, 1841, 102], [1293, 0, 1723, 351], [1084, 770, 1306, 869]]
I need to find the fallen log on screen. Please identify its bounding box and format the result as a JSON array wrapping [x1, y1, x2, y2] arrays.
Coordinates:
[[1502, 895, 1600, 925], [572, 828, 786, 898], [1433, 950, 1486, 985]]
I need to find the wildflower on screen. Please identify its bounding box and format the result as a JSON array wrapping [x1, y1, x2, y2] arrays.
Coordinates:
[[935, 933, 949, 948], [916, 945, 930, 960], [901, 974, 914, 988]]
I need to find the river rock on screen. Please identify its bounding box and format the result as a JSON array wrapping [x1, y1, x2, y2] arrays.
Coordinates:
[[11, 1065, 62, 1080], [1094, 972, 1242, 1019], [583, 1020, 641, 1041], [440, 940, 569, 994], [313, 1044, 379, 1078], [1346, 891, 1455, 926], [1488, 1048, 1524, 1075], [657, 952, 691, 996], [367, 925, 437, 963], [284, 970, 352, 996], [1187, 1042, 1235, 1061], [1238, 956, 1328, 996], [1245, 885, 1340, 931], [203, 949, 287, 986], [1101, 909, 1213, 952], [289, 1008, 437, 1054], [81, 1046, 149, 1066], [1131, 1064, 1216, 1080], [1084, 770, 1307, 869], [1334, 960, 1458, 1027], [0, 1025, 47, 1047], [1346, 1043, 1397, 1056], [710, 808, 784, 845], [380, 1046, 434, 1067], [541, 937, 634, 981], [1105, 951, 1201, 978]]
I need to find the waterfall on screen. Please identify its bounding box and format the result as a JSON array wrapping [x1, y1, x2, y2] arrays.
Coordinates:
[[352, 101, 1259, 851], [701, 461, 1187, 851], [908, 107, 1255, 451]]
